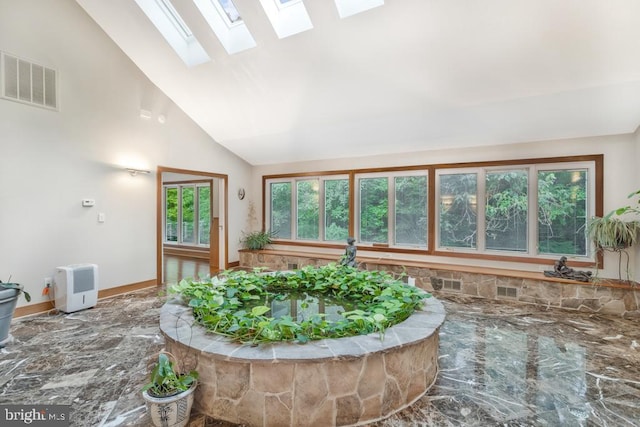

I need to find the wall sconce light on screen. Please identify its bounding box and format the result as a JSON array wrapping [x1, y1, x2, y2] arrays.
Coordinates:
[[126, 168, 151, 176]]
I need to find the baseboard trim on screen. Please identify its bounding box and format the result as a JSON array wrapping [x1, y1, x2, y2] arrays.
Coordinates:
[[13, 279, 158, 319], [97, 279, 157, 299], [13, 301, 56, 318], [228, 261, 240, 268]]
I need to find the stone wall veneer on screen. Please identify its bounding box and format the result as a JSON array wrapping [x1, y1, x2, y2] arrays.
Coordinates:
[[239, 250, 640, 318]]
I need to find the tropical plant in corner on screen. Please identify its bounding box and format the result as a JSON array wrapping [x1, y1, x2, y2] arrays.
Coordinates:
[[587, 189, 640, 281], [587, 217, 640, 250], [611, 189, 640, 217]]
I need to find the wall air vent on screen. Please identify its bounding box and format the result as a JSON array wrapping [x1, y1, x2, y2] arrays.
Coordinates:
[[1, 52, 58, 110], [442, 279, 462, 291], [431, 277, 461, 292], [497, 286, 518, 298]]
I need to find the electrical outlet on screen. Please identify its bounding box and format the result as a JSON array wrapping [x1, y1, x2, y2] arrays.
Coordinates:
[[44, 277, 52, 288]]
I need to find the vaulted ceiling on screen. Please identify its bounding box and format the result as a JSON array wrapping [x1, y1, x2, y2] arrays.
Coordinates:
[[76, 0, 640, 165]]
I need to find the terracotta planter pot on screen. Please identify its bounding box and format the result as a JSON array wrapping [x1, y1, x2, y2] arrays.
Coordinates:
[[142, 383, 196, 427]]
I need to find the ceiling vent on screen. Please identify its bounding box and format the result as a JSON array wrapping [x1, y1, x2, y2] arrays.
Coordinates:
[[1, 52, 58, 110]]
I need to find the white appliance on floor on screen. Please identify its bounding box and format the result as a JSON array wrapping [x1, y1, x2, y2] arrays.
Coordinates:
[[54, 264, 98, 313]]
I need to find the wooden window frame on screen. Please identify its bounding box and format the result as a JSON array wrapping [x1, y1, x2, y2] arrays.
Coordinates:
[[262, 155, 603, 267]]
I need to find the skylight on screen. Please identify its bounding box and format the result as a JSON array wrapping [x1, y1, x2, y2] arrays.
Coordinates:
[[156, 0, 193, 38], [194, 0, 256, 54], [334, 0, 384, 19], [216, 0, 242, 25], [259, 0, 312, 39], [135, 0, 210, 66]]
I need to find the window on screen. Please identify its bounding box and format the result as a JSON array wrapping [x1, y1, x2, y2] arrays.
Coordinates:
[[258, 0, 312, 39], [181, 186, 195, 244], [438, 169, 530, 252], [334, 0, 384, 19], [156, 0, 193, 37], [270, 181, 292, 239], [165, 187, 178, 242], [537, 168, 588, 256], [267, 176, 349, 242], [164, 183, 211, 246], [436, 161, 593, 258], [356, 172, 428, 247], [198, 186, 211, 245], [193, 0, 256, 55], [263, 155, 600, 264], [216, 0, 242, 25], [439, 172, 477, 248], [297, 180, 319, 240], [395, 175, 428, 247], [324, 179, 350, 241], [486, 170, 528, 252], [135, 0, 210, 66], [358, 177, 388, 244]]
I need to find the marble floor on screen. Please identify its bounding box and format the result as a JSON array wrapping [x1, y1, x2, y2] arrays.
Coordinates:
[[1, 287, 639, 426]]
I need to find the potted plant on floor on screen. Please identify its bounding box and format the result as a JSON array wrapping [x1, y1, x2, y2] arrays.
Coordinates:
[[240, 229, 276, 250], [0, 279, 31, 346], [142, 352, 199, 427]]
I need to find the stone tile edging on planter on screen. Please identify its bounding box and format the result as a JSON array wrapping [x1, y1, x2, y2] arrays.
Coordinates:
[[160, 297, 445, 426]]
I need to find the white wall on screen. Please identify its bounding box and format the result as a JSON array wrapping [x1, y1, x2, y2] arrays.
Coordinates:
[[0, 0, 252, 307], [633, 127, 640, 280], [252, 134, 638, 280]]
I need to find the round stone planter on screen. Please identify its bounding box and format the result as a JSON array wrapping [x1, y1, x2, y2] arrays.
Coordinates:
[[160, 296, 445, 427], [142, 383, 197, 427]]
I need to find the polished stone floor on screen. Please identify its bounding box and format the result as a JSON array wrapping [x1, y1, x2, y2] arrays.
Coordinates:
[[1, 287, 639, 426], [163, 254, 211, 286]]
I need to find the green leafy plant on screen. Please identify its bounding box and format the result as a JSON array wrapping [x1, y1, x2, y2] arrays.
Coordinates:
[[170, 264, 430, 344], [587, 217, 640, 250], [610, 189, 640, 218], [142, 352, 198, 398], [590, 188, 640, 248], [0, 280, 31, 302], [587, 189, 640, 281], [240, 230, 276, 250]]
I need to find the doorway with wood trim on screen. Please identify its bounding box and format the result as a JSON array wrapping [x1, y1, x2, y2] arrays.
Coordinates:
[[156, 166, 228, 285]]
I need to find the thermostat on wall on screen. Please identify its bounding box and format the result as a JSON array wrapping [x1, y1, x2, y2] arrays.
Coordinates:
[[82, 199, 95, 207]]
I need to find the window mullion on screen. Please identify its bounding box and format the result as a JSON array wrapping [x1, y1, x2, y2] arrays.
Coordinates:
[[529, 167, 538, 256], [389, 176, 395, 246], [319, 178, 325, 241], [194, 186, 199, 245], [292, 180, 298, 239], [177, 187, 183, 244], [477, 169, 486, 252]]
